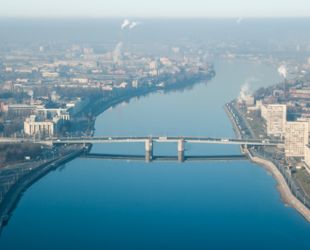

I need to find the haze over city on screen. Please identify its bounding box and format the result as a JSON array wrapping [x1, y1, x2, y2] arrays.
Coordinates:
[[1, 0, 310, 18], [0, 1, 310, 250]]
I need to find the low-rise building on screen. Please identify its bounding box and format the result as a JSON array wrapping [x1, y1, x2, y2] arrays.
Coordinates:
[[71, 78, 89, 84], [247, 100, 263, 111], [41, 72, 59, 78], [36, 108, 70, 120], [24, 115, 54, 137], [7, 104, 37, 116], [289, 88, 310, 99]]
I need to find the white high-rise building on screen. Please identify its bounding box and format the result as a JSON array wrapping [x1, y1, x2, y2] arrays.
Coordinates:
[[285, 122, 309, 158], [305, 145, 310, 168], [261, 104, 287, 137], [297, 117, 310, 136]]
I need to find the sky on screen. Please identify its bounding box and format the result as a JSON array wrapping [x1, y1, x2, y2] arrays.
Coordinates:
[[0, 0, 309, 18]]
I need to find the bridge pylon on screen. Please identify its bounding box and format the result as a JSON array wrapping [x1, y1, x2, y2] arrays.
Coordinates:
[[178, 139, 185, 162], [145, 138, 153, 162]]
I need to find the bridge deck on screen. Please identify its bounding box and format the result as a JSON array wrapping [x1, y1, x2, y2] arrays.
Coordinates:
[[52, 136, 282, 146], [0, 136, 284, 146]]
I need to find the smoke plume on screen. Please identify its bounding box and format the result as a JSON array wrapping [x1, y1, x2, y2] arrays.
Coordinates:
[[113, 42, 123, 64], [129, 22, 139, 30], [121, 19, 131, 30], [121, 19, 140, 30], [278, 65, 287, 79], [239, 83, 250, 101]]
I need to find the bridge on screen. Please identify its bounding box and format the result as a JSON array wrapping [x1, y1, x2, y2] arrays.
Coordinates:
[[0, 136, 283, 162], [52, 136, 283, 162]]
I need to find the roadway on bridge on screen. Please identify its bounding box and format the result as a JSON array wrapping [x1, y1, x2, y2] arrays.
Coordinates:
[[0, 136, 284, 147], [50, 136, 283, 146]]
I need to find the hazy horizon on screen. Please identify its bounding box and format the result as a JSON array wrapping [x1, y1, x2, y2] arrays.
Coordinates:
[[0, 0, 309, 18], [1, 16, 309, 20], [1, 18, 310, 47]]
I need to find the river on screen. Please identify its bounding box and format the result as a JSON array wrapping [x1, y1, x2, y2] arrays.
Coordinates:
[[1, 59, 310, 250]]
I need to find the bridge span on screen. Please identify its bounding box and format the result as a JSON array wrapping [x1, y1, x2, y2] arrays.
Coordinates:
[[49, 136, 282, 146], [51, 136, 283, 162], [0, 136, 283, 162]]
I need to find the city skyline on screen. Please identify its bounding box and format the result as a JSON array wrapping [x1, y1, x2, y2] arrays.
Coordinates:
[[0, 0, 310, 18]]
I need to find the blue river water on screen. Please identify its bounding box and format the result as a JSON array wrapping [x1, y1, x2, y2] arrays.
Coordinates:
[[1, 59, 310, 250]]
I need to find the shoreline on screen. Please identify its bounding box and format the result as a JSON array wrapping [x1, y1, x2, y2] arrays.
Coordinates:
[[247, 149, 310, 222], [224, 103, 310, 222], [0, 148, 85, 233]]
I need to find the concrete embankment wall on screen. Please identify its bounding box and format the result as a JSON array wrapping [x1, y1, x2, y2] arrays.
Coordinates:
[[246, 149, 310, 222], [0, 148, 85, 232]]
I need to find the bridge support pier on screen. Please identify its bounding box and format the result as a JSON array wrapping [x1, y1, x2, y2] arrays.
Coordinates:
[[178, 139, 185, 162], [145, 139, 153, 162]]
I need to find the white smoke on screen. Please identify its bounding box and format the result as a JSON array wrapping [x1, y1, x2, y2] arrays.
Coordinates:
[[121, 19, 131, 30], [121, 19, 140, 30], [278, 65, 287, 79], [113, 42, 123, 64], [129, 22, 139, 30], [238, 77, 257, 102], [239, 82, 250, 101], [28, 90, 34, 105], [27, 90, 34, 97]]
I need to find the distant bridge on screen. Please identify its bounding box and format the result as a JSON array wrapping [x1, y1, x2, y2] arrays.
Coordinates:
[[0, 136, 283, 162]]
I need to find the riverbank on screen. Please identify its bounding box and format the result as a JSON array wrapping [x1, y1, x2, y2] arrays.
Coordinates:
[[224, 104, 242, 140], [225, 102, 310, 222], [247, 148, 310, 222], [0, 147, 86, 233]]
